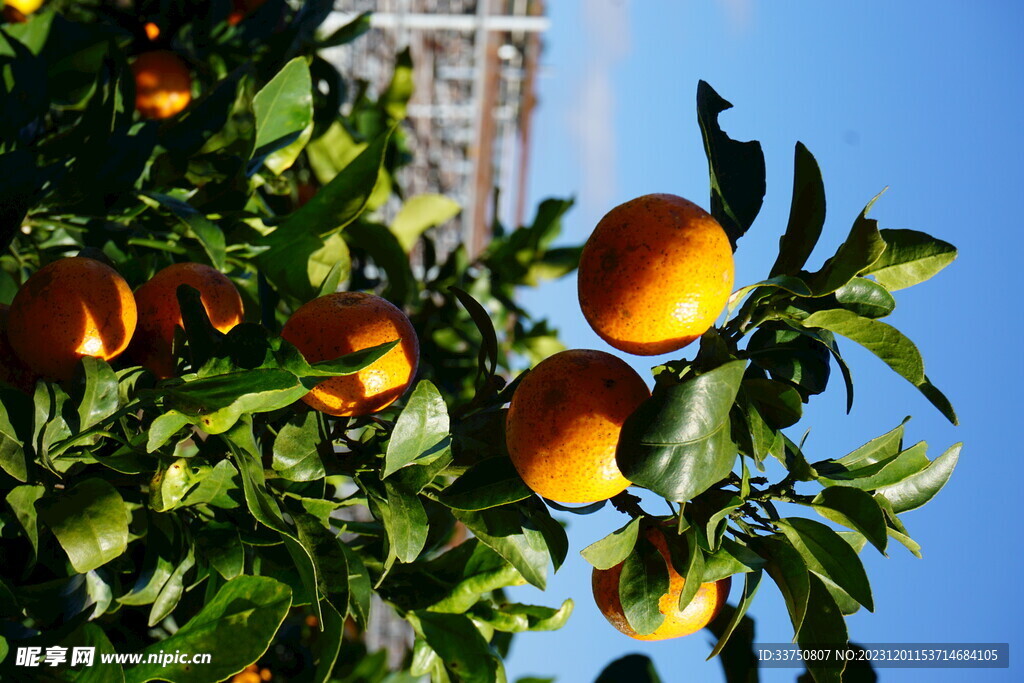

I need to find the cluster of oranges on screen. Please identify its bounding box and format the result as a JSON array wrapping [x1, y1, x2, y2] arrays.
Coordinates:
[[505, 194, 735, 640], [0, 257, 419, 418]]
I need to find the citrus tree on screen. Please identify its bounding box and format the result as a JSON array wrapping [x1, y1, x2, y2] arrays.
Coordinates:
[[0, 2, 960, 683]]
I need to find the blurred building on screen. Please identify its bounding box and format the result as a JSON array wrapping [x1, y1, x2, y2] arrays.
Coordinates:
[[321, 0, 548, 258], [320, 1, 548, 667]]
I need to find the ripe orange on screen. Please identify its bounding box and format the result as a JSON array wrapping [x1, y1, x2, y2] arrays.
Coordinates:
[[129, 263, 245, 378], [227, 0, 268, 25], [3, 0, 43, 21], [0, 304, 37, 392], [505, 349, 649, 504], [578, 194, 734, 356], [8, 257, 137, 382], [593, 526, 731, 640], [280, 292, 419, 417], [131, 51, 192, 119]]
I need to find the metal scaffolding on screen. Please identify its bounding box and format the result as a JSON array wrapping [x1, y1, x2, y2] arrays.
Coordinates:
[[321, 1, 548, 668], [321, 0, 547, 258]]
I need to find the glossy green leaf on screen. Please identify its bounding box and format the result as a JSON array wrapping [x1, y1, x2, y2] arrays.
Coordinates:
[[697, 80, 766, 248], [167, 369, 307, 434], [73, 357, 120, 432], [703, 537, 766, 582], [802, 308, 957, 424], [292, 512, 349, 616], [771, 142, 826, 277], [834, 277, 896, 319], [619, 532, 669, 636], [821, 441, 930, 491], [384, 380, 451, 478], [742, 378, 803, 429], [796, 574, 849, 683], [580, 516, 641, 570], [180, 459, 242, 509], [876, 442, 960, 513], [810, 487, 888, 554], [707, 569, 761, 661], [144, 192, 226, 271], [808, 192, 886, 295], [754, 535, 809, 633], [317, 11, 371, 48], [252, 57, 314, 175], [38, 478, 129, 573], [776, 517, 873, 611], [383, 481, 429, 563], [452, 506, 550, 589], [618, 361, 745, 502], [438, 457, 531, 511], [861, 228, 957, 291], [195, 521, 244, 580], [412, 611, 501, 683], [273, 412, 326, 482], [124, 576, 292, 683], [148, 547, 195, 626], [5, 484, 44, 559]]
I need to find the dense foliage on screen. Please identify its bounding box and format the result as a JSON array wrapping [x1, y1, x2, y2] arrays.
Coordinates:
[[0, 2, 959, 683]]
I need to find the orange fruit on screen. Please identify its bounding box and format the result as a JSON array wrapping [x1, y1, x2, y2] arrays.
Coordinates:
[[228, 0, 267, 25], [281, 292, 419, 417], [131, 51, 192, 119], [143, 22, 160, 41], [0, 304, 37, 392], [505, 349, 649, 504], [592, 526, 731, 640], [8, 257, 137, 382], [578, 194, 734, 356], [3, 0, 43, 21], [129, 263, 245, 378]]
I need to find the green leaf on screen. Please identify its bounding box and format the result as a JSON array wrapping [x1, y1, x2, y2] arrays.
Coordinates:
[[861, 228, 957, 291], [180, 459, 242, 509], [195, 521, 244, 580], [796, 574, 849, 683], [619, 532, 669, 636], [144, 192, 226, 271], [272, 412, 326, 482], [771, 142, 826, 277], [707, 569, 761, 661], [149, 547, 195, 626], [124, 576, 292, 683], [820, 441, 930, 491], [425, 541, 525, 613], [438, 457, 532, 511], [391, 194, 461, 252], [384, 380, 451, 478], [167, 369, 307, 435], [810, 487, 888, 554], [452, 506, 550, 589], [292, 512, 350, 616], [580, 516, 641, 570], [746, 323, 832, 397], [317, 11, 372, 48], [5, 484, 44, 559], [382, 47, 414, 120], [38, 478, 129, 573], [754, 535, 809, 633], [703, 537, 766, 582], [676, 528, 706, 612], [832, 419, 907, 469], [808, 193, 887, 295], [258, 126, 394, 296], [876, 442, 961, 513], [618, 361, 745, 502], [0, 389, 28, 482], [382, 480, 429, 563], [696, 80, 766, 248], [776, 517, 873, 612], [252, 57, 314, 175], [595, 654, 663, 683], [742, 378, 803, 429], [801, 308, 957, 424], [73, 357, 120, 432], [834, 277, 896, 319], [411, 611, 501, 683], [65, 623, 124, 683]]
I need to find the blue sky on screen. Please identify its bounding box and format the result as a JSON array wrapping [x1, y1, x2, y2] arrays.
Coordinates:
[[504, 2, 1023, 681]]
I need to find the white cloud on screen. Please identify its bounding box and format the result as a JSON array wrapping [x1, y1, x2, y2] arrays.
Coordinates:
[[568, 0, 631, 216]]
